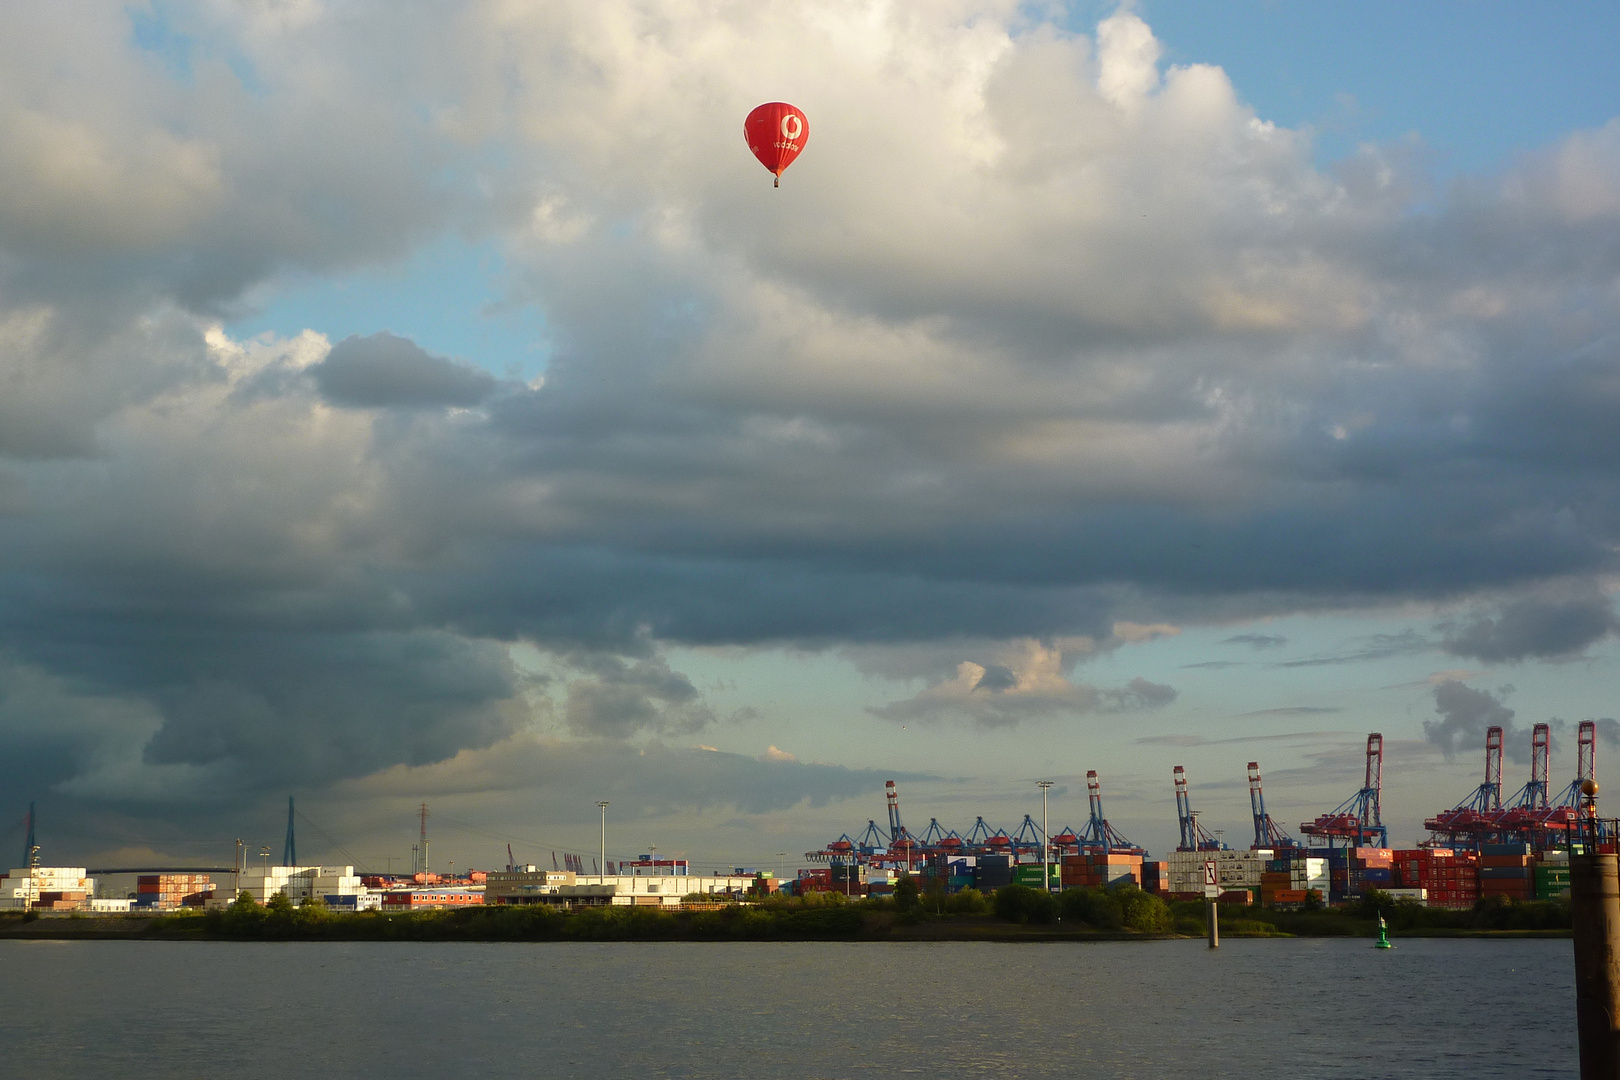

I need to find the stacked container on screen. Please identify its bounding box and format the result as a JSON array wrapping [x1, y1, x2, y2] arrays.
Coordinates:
[[916, 854, 977, 894], [1479, 842, 1534, 902], [135, 873, 215, 910], [0, 867, 95, 910], [1014, 863, 1061, 890], [1392, 848, 1479, 908], [974, 855, 1013, 891], [1059, 852, 1142, 890], [1259, 868, 1291, 905], [797, 867, 833, 891], [1535, 850, 1571, 900], [1344, 847, 1393, 897]]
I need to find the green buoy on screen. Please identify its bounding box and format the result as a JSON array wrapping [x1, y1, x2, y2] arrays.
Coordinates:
[[1375, 913, 1393, 949]]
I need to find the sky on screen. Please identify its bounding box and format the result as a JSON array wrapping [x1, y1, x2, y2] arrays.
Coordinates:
[[3, 0, 1620, 876]]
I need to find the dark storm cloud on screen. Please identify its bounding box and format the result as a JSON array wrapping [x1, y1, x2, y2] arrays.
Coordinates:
[[972, 664, 1019, 692], [313, 333, 500, 410], [1423, 680, 1536, 763], [1440, 586, 1619, 663], [0, 627, 522, 803], [346, 739, 911, 822], [561, 655, 713, 739]]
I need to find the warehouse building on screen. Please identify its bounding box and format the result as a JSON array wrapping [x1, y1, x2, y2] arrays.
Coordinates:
[[484, 869, 761, 908]]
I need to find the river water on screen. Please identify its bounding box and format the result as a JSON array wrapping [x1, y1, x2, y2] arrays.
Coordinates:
[[0, 936, 1575, 1078]]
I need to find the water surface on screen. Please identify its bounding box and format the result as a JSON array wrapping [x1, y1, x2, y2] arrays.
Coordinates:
[[0, 937, 1575, 1078]]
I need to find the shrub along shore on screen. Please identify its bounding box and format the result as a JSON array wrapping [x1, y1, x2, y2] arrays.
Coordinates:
[[0, 880, 1571, 942]]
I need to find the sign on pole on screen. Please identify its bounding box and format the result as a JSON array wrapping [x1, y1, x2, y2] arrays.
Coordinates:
[[1204, 860, 1220, 899]]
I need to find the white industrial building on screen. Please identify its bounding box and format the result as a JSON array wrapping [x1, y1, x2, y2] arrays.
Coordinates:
[[484, 869, 762, 908]]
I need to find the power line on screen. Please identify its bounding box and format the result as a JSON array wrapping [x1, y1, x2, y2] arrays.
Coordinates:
[[293, 808, 368, 870]]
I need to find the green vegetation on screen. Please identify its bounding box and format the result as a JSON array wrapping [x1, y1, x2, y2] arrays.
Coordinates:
[[183, 890, 881, 941], [992, 884, 1173, 933], [1165, 891, 1572, 938], [0, 882, 1573, 941]]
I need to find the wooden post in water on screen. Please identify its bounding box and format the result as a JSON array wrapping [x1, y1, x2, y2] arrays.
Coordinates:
[[1207, 899, 1219, 948], [1571, 782, 1620, 1079]]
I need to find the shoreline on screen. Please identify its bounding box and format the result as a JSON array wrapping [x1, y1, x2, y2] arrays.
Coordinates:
[[0, 912, 1573, 943]]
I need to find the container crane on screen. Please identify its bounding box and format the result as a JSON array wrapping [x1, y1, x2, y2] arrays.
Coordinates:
[[1425, 726, 1503, 848], [1554, 720, 1602, 844], [1048, 825, 1083, 856], [966, 816, 1014, 856], [1503, 723, 1551, 813], [919, 818, 964, 855], [1500, 722, 1579, 846], [1247, 761, 1298, 850], [1300, 733, 1387, 848], [1558, 720, 1598, 808], [1078, 770, 1146, 855], [1012, 814, 1047, 862], [1173, 765, 1225, 851], [883, 780, 921, 867], [884, 780, 905, 843]]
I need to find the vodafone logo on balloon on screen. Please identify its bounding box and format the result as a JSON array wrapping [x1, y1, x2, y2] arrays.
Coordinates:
[[743, 102, 809, 187]]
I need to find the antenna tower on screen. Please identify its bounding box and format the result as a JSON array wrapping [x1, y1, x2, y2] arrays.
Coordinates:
[[283, 796, 297, 866], [416, 802, 429, 876]]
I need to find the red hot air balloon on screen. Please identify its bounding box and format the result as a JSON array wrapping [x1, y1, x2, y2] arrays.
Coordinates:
[[744, 102, 809, 187]]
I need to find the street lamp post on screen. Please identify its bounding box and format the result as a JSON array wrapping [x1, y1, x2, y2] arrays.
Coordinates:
[[1038, 781, 1055, 894], [598, 801, 610, 881]]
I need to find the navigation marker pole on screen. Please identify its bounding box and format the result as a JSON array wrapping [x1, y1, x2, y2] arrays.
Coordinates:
[[1205, 859, 1219, 948]]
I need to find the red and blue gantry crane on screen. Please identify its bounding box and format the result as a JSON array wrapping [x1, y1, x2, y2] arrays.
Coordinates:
[[1425, 721, 1591, 849], [1300, 733, 1386, 848], [1425, 725, 1503, 846]]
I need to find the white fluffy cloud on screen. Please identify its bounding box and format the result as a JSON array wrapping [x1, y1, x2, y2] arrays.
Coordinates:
[[0, 1, 1617, 849]]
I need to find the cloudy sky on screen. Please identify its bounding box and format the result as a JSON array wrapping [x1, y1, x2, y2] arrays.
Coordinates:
[[4, 0, 1620, 874]]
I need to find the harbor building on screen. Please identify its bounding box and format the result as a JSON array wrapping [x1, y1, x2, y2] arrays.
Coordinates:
[[484, 868, 761, 908]]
